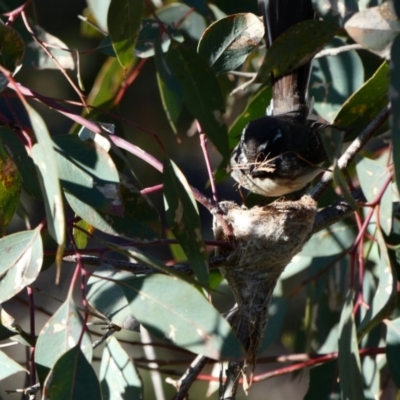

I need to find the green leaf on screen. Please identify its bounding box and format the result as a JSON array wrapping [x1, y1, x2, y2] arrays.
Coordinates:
[[73, 219, 93, 249], [28, 106, 65, 247], [43, 345, 101, 400], [100, 336, 143, 399], [257, 20, 338, 84], [386, 317, 400, 388], [338, 290, 365, 400], [0, 24, 24, 92], [87, 0, 111, 32], [53, 134, 123, 216], [163, 159, 208, 286], [310, 37, 364, 122], [332, 167, 358, 211], [166, 43, 229, 159], [0, 306, 18, 341], [24, 25, 74, 70], [391, 36, 400, 196], [345, 3, 400, 59], [86, 266, 142, 331], [0, 228, 42, 303], [157, 3, 206, 41], [334, 61, 389, 137], [86, 56, 137, 116], [304, 360, 340, 400], [198, 13, 264, 73], [155, 40, 182, 133], [355, 153, 392, 235], [107, 0, 143, 68], [0, 350, 27, 380], [0, 24, 24, 70], [87, 271, 244, 360], [65, 173, 160, 240], [358, 232, 395, 339], [135, 18, 184, 58], [362, 356, 380, 399], [0, 139, 21, 233], [35, 299, 93, 386], [96, 242, 200, 285], [301, 221, 355, 257], [0, 126, 42, 199]]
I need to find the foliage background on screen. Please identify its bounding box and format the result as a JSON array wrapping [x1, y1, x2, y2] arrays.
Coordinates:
[[0, 0, 399, 399]]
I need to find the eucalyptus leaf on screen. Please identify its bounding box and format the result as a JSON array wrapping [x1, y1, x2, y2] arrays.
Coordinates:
[[334, 61, 389, 137], [53, 134, 123, 216], [0, 228, 42, 303], [166, 43, 229, 159], [87, 270, 244, 360], [386, 317, 400, 388], [108, 0, 143, 68], [35, 299, 93, 386], [87, 0, 111, 32], [310, 37, 364, 122], [24, 25, 74, 70], [0, 139, 20, 232], [134, 18, 184, 58], [43, 346, 101, 399], [391, 36, 400, 196], [338, 290, 365, 400], [100, 336, 143, 399], [155, 40, 182, 133], [0, 126, 42, 199], [198, 13, 264, 73], [301, 221, 355, 257], [0, 350, 27, 380], [163, 159, 208, 286], [345, 2, 400, 59], [157, 3, 206, 41], [257, 20, 338, 84]]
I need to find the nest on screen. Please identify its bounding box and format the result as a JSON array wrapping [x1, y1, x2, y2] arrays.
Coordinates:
[[213, 195, 317, 381]]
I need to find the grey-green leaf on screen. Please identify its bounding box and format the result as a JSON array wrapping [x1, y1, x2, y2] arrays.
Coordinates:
[[0, 350, 27, 380], [28, 106, 65, 246], [100, 336, 143, 399], [43, 345, 101, 399], [386, 317, 400, 388], [53, 134, 123, 216], [35, 299, 93, 386], [0, 228, 42, 303], [87, 271, 244, 360], [338, 290, 365, 400], [198, 13, 264, 73], [166, 43, 229, 159], [108, 0, 143, 68]]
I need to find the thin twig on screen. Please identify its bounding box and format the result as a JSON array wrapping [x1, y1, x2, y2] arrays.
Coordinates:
[[315, 44, 362, 58], [170, 355, 209, 400], [312, 200, 355, 233], [228, 71, 257, 78], [62, 254, 228, 274], [21, 11, 88, 109], [198, 124, 219, 202], [311, 104, 390, 200]]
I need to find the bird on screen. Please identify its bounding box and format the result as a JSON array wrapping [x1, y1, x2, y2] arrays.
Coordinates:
[[230, 0, 329, 197], [230, 108, 329, 197]]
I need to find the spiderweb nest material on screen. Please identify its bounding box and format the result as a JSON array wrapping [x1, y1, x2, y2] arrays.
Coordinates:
[[213, 195, 317, 382]]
